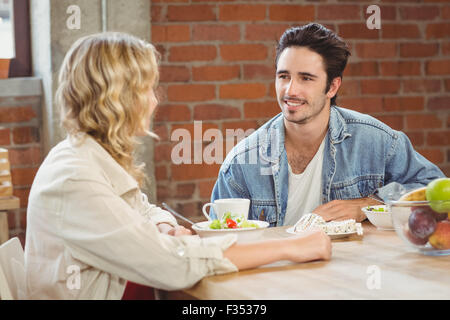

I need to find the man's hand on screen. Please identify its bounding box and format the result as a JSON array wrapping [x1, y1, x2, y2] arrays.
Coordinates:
[[157, 223, 192, 236], [313, 198, 380, 222]]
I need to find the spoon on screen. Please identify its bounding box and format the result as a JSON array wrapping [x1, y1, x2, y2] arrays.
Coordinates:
[[162, 202, 196, 226]]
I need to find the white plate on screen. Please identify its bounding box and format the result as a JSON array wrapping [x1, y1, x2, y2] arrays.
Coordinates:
[[286, 226, 359, 240], [192, 220, 270, 243]]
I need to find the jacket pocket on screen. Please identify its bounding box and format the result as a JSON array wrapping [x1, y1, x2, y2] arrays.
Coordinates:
[[249, 199, 277, 227], [330, 175, 384, 199]]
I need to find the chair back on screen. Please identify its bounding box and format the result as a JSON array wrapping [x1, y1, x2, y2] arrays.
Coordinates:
[[0, 148, 13, 197], [0, 148, 20, 245], [0, 237, 26, 300]]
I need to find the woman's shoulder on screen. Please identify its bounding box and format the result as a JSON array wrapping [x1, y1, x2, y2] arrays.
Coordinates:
[[33, 134, 138, 199], [27, 137, 105, 213], [37, 136, 108, 183]]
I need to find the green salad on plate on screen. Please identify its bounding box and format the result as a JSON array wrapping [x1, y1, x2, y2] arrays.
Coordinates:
[[209, 212, 259, 229]]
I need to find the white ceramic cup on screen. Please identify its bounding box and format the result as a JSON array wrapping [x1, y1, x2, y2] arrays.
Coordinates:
[[202, 198, 250, 221]]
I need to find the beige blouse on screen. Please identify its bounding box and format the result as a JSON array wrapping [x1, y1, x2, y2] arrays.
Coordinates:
[[24, 135, 237, 299]]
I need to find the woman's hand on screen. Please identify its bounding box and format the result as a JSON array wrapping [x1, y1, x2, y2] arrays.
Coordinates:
[[285, 229, 332, 263], [157, 223, 192, 236], [223, 228, 331, 271], [167, 225, 192, 236]]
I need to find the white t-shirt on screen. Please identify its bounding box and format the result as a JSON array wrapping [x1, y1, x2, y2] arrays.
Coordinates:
[[284, 138, 326, 226]]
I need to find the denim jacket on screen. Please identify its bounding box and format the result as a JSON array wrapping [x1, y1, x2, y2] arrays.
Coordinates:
[[211, 106, 444, 227]]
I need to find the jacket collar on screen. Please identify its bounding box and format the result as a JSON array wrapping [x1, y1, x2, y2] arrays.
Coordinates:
[[257, 113, 285, 165], [328, 106, 352, 144], [69, 134, 139, 196]]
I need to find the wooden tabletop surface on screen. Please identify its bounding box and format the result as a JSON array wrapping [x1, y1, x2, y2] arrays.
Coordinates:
[[161, 221, 450, 300]]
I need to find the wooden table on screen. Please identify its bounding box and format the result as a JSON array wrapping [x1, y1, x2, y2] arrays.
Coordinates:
[[160, 222, 450, 300]]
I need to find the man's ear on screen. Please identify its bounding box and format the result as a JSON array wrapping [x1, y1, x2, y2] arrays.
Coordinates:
[[327, 77, 342, 99]]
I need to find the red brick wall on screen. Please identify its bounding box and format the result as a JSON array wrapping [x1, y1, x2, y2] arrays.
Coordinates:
[[0, 95, 42, 243], [151, 0, 450, 218]]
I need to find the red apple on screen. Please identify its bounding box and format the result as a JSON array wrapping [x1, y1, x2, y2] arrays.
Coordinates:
[[428, 221, 450, 250]]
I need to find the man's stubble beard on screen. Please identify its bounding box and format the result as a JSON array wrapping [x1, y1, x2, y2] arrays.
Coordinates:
[[282, 94, 328, 125]]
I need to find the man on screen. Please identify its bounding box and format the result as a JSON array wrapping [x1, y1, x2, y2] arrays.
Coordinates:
[[211, 23, 444, 227]]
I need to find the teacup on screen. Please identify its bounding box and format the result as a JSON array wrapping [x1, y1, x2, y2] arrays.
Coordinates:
[[202, 198, 250, 221]]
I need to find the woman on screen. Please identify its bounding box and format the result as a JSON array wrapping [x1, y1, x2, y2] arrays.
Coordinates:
[[24, 32, 331, 299]]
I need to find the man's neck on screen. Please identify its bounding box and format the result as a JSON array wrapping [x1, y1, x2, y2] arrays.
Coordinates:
[[284, 105, 330, 150]]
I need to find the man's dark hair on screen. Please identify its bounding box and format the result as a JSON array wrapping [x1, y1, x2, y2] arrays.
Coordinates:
[[276, 23, 351, 106]]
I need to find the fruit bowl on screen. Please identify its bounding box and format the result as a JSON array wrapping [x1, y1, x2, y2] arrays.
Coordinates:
[[388, 200, 450, 256], [361, 205, 394, 230]]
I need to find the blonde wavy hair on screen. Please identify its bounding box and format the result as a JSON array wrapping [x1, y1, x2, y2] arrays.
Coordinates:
[[56, 32, 160, 186]]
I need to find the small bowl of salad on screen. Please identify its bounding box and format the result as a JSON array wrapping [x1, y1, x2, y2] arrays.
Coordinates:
[[192, 212, 269, 243], [361, 205, 394, 230]]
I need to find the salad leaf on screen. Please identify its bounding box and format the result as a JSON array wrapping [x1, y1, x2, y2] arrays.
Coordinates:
[[366, 206, 385, 212], [210, 219, 221, 229], [239, 221, 259, 228], [222, 212, 232, 221], [208, 212, 259, 230]]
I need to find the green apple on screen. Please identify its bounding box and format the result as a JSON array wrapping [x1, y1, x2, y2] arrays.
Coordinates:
[[426, 178, 450, 213]]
